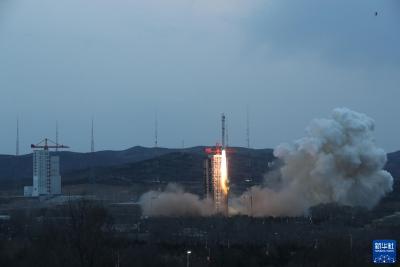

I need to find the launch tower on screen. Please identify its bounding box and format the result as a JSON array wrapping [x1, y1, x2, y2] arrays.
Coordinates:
[[204, 114, 231, 215]]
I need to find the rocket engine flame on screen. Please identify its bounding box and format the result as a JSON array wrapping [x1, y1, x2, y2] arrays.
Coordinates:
[[221, 149, 229, 195]]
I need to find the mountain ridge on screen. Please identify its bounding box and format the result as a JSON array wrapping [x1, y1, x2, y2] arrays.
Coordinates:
[[0, 146, 398, 190]]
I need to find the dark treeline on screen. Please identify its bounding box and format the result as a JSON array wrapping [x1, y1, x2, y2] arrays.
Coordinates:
[[1, 199, 399, 267]]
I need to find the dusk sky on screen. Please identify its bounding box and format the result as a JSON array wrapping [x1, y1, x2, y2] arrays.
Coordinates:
[[0, 0, 399, 154]]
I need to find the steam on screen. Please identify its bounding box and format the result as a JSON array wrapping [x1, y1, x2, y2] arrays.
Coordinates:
[[139, 184, 215, 217], [234, 108, 393, 216], [139, 108, 393, 217]]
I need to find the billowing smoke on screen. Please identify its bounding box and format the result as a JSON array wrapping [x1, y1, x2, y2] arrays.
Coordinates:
[[139, 184, 215, 217], [233, 108, 393, 216], [139, 108, 393, 217]]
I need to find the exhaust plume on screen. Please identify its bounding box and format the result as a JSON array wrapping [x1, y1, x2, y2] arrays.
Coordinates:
[[233, 108, 393, 216], [139, 108, 393, 217], [139, 184, 215, 217]]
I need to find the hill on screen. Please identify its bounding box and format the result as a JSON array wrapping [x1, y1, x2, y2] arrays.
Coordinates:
[[1, 146, 399, 192], [62, 148, 275, 187], [0, 146, 195, 185]]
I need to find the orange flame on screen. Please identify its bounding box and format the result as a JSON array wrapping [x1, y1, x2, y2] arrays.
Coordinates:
[[220, 149, 229, 195]]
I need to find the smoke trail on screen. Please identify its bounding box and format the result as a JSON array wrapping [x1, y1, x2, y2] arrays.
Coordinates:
[[233, 108, 393, 216], [139, 183, 215, 217], [139, 108, 393, 217]]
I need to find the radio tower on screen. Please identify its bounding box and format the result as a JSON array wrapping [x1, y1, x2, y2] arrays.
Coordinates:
[[55, 121, 59, 152], [90, 117, 95, 185], [246, 106, 252, 181], [246, 106, 250, 149], [154, 112, 160, 188], [91, 117, 95, 153], [154, 112, 158, 148], [16, 118, 19, 156]]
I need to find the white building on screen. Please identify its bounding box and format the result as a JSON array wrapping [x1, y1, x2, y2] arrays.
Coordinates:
[[27, 150, 61, 197]]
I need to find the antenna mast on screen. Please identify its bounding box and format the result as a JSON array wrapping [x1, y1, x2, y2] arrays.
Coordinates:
[[55, 121, 59, 152], [16, 118, 19, 156], [154, 112, 158, 148], [90, 118, 95, 185], [91, 117, 94, 153], [246, 106, 250, 149], [246, 106, 252, 181]]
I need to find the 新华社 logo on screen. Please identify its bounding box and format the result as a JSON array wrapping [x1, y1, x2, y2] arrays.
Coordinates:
[[373, 240, 396, 264]]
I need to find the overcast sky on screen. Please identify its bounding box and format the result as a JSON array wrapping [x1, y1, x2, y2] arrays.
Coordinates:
[[0, 0, 399, 154]]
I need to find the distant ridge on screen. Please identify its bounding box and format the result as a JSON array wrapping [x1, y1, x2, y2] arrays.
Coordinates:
[[0, 146, 398, 191], [62, 147, 275, 187], [0, 146, 272, 185]]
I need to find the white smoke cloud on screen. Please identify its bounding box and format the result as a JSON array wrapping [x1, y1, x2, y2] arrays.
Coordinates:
[[139, 108, 393, 217], [139, 183, 215, 217], [233, 108, 393, 216]]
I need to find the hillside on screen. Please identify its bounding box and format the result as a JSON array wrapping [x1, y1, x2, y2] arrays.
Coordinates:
[[63, 148, 275, 186], [385, 151, 400, 179], [1, 146, 399, 192], [0, 146, 192, 185]]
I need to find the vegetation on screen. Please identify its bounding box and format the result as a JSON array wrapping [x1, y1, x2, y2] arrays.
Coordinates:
[[0, 199, 399, 267]]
